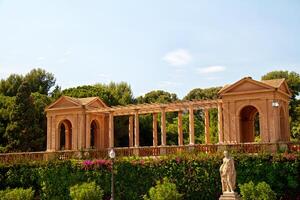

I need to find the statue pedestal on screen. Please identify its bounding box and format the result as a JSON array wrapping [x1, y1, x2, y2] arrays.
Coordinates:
[[219, 192, 241, 200]]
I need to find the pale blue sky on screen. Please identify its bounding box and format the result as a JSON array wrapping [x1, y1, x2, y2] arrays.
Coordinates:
[[0, 0, 299, 98]]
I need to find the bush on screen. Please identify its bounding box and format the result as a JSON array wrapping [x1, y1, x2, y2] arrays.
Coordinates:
[[0, 187, 34, 200], [0, 153, 298, 199], [239, 181, 276, 200], [69, 181, 104, 200], [143, 177, 183, 200]]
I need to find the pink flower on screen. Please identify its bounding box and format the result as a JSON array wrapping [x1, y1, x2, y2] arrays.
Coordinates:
[[175, 157, 181, 164], [82, 160, 93, 170]]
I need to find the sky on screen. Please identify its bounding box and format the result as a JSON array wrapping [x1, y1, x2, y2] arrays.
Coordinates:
[[0, 0, 300, 98]]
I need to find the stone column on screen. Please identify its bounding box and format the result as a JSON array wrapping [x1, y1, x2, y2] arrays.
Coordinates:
[[65, 128, 70, 150], [178, 111, 183, 145], [46, 115, 52, 151], [152, 113, 158, 146], [204, 109, 210, 144], [109, 112, 114, 148], [85, 114, 91, 149], [218, 103, 224, 143], [79, 114, 85, 149], [55, 125, 59, 150], [134, 110, 140, 147], [51, 117, 56, 150], [129, 115, 134, 147], [72, 115, 78, 150], [161, 108, 167, 146], [272, 105, 281, 142], [189, 106, 195, 145]]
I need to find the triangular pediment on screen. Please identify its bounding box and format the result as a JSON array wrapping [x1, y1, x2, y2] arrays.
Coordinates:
[[278, 81, 292, 96], [85, 98, 108, 109], [219, 77, 274, 95], [46, 96, 82, 110]]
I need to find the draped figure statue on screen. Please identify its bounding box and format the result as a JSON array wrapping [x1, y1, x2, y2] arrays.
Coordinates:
[[219, 151, 236, 193]]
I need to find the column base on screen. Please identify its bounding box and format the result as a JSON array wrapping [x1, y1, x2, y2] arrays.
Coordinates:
[[219, 192, 241, 200]]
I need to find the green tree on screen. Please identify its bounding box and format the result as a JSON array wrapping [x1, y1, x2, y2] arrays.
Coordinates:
[[0, 68, 56, 96], [137, 90, 178, 104], [184, 87, 222, 100], [106, 82, 134, 105], [261, 70, 300, 140], [0, 95, 15, 152], [31, 92, 52, 150], [4, 82, 42, 151], [24, 68, 56, 95], [0, 74, 23, 96]]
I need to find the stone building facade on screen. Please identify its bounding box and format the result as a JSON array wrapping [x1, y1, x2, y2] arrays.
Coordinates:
[[45, 77, 291, 151]]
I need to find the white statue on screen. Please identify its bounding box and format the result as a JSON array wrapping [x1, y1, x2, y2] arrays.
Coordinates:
[[219, 151, 236, 193]]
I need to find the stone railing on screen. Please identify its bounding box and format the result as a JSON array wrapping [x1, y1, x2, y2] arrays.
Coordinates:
[[0, 142, 299, 164]]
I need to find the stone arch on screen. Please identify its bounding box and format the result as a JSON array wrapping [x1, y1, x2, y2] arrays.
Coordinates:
[[90, 119, 100, 149], [239, 105, 261, 143], [58, 119, 72, 150]]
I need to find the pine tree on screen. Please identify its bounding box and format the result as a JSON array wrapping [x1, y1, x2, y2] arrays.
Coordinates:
[[5, 82, 41, 152]]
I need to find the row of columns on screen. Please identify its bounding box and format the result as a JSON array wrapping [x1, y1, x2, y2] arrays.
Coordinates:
[[108, 103, 224, 148]]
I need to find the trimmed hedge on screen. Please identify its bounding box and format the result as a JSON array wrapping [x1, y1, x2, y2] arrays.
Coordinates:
[[0, 153, 298, 200]]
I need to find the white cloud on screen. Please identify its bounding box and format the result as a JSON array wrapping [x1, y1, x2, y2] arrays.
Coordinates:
[[158, 81, 182, 88], [37, 56, 45, 61], [163, 49, 192, 66], [197, 65, 226, 74]]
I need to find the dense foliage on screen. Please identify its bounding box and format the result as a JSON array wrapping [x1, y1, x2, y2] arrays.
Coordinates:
[[0, 69, 53, 152], [239, 181, 276, 200], [143, 177, 183, 200], [0, 153, 298, 200], [0, 187, 34, 200], [69, 182, 104, 200]]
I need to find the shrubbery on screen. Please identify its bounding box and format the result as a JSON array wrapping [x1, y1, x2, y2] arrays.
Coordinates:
[[0, 153, 298, 199], [143, 177, 183, 200], [0, 187, 34, 200], [239, 181, 276, 200], [69, 181, 104, 200]]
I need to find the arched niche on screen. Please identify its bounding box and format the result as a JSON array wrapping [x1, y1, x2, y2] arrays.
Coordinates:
[[239, 105, 261, 143], [58, 119, 72, 150]]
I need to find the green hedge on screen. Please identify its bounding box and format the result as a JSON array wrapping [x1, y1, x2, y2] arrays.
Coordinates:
[[0, 153, 298, 200]]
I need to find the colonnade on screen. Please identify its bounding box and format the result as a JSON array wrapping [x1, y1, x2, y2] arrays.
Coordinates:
[[108, 103, 224, 148]]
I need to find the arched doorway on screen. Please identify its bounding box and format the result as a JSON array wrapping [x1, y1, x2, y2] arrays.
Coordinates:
[[59, 120, 72, 150], [239, 105, 260, 143], [90, 120, 99, 149]]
